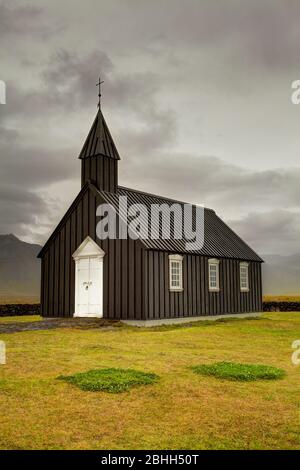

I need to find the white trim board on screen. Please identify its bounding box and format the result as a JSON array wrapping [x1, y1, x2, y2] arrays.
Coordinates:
[[72, 235, 105, 260], [122, 312, 262, 327]]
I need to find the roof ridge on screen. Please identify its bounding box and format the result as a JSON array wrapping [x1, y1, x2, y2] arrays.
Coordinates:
[[117, 185, 215, 212]]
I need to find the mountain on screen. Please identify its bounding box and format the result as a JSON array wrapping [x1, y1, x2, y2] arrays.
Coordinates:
[[0, 234, 41, 303], [262, 253, 300, 295]]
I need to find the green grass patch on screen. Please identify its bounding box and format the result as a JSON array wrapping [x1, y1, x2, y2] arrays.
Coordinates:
[[192, 362, 286, 382], [58, 367, 159, 393]]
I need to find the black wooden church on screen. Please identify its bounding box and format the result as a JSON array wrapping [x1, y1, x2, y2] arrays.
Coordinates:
[[38, 93, 263, 324]]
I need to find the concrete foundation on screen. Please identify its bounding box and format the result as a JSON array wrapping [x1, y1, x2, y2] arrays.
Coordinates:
[[122, 312, 262, 327]]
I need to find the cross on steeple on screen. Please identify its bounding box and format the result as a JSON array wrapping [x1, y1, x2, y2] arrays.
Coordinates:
[[96, 76, 104, 108]]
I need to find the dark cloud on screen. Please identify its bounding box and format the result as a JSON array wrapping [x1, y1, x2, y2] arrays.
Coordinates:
[[0, 1, 42, 37], [0, 126, 79, 188], [229, 210, 300, 256], [1, 48, 176, 136], [120, 152, 300, 213], [0, 48, 177, 242], [0, 0, 61, 40], [43, 50, 114, 109], [0, 0, 299, 258], [141, 0, 300, 70], [0, 183, 53, 240], [0, 51, 112, 121]]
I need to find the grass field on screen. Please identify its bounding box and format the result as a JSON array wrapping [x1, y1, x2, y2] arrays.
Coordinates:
[[0, 312, 299, 450], [0, 315, 41, 323], [263, 295, 300, 302], [0, 296, 40, 305]]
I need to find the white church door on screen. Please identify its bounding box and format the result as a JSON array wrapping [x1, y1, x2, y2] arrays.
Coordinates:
[[73, 236, 105, 318]]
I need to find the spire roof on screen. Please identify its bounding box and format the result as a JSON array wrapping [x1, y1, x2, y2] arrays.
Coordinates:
[[79, 110, 120, 160]]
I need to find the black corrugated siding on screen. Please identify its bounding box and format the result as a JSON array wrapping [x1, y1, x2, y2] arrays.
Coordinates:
[[81, 156, 118, 192], [41, 187, 143, 319], [40, 186, 263, 320], [143, 250, 262, 319]]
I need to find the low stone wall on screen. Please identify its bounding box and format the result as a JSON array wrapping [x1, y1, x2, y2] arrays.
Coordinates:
[[0, 304, 41, 317], [0, 302, 299, 317], [263, 302, 300, 312]]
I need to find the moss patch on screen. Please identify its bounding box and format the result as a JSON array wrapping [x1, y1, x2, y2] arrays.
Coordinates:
[[58, 367, 159, 393], [192, 362, 286, 382]]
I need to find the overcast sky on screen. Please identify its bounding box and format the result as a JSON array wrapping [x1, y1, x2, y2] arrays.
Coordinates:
[[0, 0, 300, 256]]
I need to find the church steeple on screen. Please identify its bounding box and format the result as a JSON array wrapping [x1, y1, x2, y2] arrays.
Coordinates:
[[80, 108, 120, 192], [79, 109, 120, 160]]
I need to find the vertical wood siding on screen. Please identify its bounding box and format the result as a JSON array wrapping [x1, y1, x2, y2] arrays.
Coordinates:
[[143, 250, 263, 319], [81, 157, 118, 192], [40, 188, 262, 320], [40, 187, 143, 319]]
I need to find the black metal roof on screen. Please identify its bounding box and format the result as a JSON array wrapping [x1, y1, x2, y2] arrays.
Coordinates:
[[99, 186, 263, 262], [79, 110, 120, 160], [38, 181, 263, 262]]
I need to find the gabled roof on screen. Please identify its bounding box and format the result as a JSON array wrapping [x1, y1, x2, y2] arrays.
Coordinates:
[[38, 182, 263, 262], [99, 186, 263, 262], [79, 110, 120, 160]]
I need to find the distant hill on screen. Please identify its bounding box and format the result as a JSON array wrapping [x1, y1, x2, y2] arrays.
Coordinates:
[[262, 253, 300, 295], [0, 234, 41, 303]]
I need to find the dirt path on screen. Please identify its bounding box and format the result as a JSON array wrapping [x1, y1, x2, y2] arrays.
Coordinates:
[[0, 318, 119, 334]]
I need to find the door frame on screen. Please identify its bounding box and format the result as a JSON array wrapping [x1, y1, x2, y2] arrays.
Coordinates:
[[72, 236, 105, 318]]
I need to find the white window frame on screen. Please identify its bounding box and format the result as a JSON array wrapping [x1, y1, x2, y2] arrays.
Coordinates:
[[208, 258, 220, 292], [169, 254, 183, 292], [240, 262, 249, 292]]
